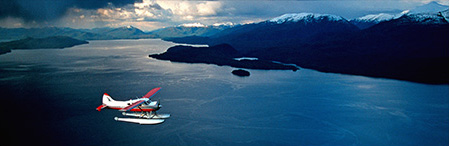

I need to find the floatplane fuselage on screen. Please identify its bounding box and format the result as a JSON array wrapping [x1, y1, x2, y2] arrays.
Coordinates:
[[96, 87, 170, 124]]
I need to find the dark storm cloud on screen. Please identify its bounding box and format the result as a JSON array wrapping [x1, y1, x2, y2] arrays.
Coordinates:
[[0, 0, 141, 22]]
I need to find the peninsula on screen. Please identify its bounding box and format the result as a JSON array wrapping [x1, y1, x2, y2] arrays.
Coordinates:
[[149, 44, 298, 71], [0, 36, 88, 55]]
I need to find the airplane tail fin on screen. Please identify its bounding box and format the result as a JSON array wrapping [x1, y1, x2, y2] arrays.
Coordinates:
[[96, 93, 114, 111], [102, 93, 115, 104]]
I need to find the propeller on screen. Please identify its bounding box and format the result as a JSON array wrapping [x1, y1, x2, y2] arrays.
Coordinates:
[[157, 99, 162, 109]]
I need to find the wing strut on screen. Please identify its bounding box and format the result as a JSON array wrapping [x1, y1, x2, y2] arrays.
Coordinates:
[[119, 100, 146, 112]]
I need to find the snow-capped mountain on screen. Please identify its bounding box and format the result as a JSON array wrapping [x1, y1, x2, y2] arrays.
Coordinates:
[[409, 1, 448, 14], [349, 13, 397, 29], [209, 12, 358, 52], [353, 13, 396, 23], [351, 1, 448, 29], [156, 11, 448, 83], [212, 22, 236, 27], [349, 12, 409, 29], [179, 23, 207, 27], [125, 25, 134, 29], [269, 13, 347, 24], [177, 22, 236, 29], [150, 23, 234, 38], [86, 25, 152, 39], [393, 12, 448, 25], [400, 1, 449, 25]]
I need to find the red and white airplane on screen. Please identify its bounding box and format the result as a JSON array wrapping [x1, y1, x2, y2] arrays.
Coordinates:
[[96, 87, 170, 124]]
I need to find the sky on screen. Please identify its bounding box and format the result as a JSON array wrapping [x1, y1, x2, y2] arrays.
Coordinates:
[[0, 0, 448, 31]]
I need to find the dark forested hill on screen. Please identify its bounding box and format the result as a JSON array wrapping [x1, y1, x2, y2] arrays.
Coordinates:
[[153, 12, 449, 83], [0, 36, 88, 53]]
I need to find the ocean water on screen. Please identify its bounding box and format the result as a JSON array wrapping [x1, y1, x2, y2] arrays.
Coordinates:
[[0, 39, 448, 146]]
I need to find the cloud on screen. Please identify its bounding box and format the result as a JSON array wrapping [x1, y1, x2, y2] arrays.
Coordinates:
[[0, 16, 26, 28], [156, 1, 224, 19], [0, 0, 140, 22], [47, 0, 173, 30], [66, 0, 228, 29]]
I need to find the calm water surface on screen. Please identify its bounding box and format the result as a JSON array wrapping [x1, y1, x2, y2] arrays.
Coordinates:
[[1, 39, 448, 146]]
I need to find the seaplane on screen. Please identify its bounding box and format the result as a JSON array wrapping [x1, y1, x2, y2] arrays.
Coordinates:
[[96, 87, 170, 124]]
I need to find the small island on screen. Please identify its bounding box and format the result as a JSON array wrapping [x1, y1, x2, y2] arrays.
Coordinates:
[[0, 36, 88, 55], [149, 44, 298, 71], [232, 69, 250, 77]]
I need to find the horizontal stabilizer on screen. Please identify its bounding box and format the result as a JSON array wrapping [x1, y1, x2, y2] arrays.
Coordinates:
[[96, 105, 107, 111]]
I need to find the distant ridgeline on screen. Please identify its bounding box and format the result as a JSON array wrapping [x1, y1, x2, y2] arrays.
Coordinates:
[[153, 11, 449, 84], [0, 26, 156, 41], [0, 36, 88, 55], [0, 26, 153, 54], [0, 25, 230, 41]]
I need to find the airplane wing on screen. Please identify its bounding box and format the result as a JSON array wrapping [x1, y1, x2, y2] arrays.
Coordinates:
[[142, 87, 161, 99], [119, 100, 146, 112]]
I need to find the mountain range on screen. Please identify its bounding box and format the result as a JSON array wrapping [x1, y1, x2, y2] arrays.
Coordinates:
[[349, 1, 448, 29], [0, 26, 156, 41], [257, 12, 447, 83], [0, 24, 232, 41], [154, 9, 449, 84], [209, 13, 360, 53], [1, 2, 447, 83], [150, 23, 234, 38]]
